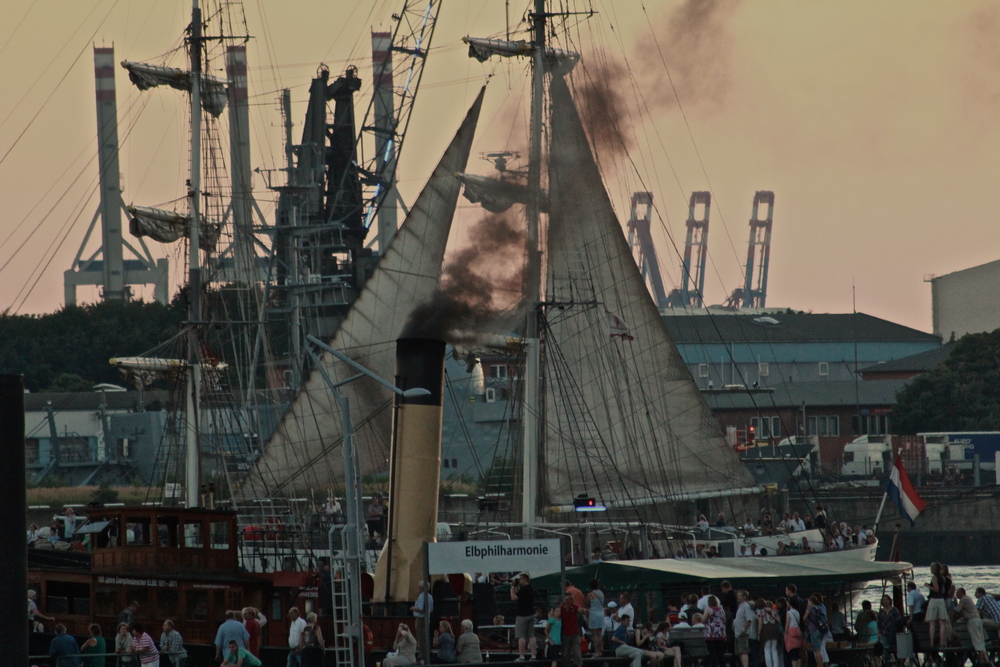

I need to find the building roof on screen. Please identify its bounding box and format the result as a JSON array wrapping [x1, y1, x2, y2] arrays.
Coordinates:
[[704, 380, 909, 410], [23, 390, 169, 412], [858, 342, 955, 375], [661, 311, 940, 345]]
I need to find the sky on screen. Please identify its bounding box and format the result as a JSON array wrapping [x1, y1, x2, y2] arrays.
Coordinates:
[[1, 0, 999, 334]]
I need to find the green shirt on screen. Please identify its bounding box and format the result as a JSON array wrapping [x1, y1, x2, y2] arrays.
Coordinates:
[[225, 647, 262, 667], [83, 636, 107, 667]]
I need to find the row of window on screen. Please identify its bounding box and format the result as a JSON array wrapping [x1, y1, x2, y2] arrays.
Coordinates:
[[748, 415, 845, 438], [698, 362, 832, 378]]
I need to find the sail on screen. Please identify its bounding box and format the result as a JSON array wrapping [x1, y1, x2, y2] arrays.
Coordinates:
[[541, 75, 756, 510], [121, 61, 228, 117], [126, 205, 222, 252], [246, 88, 486, 496]]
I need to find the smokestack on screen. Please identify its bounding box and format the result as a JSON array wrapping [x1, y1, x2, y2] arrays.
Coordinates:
[[373, 338, 446, 603]]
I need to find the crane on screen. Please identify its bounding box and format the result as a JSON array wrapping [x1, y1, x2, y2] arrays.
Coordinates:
[[626, 192, 670, 308], [666, 191, 711, 308], [727, 191, 775, 308]]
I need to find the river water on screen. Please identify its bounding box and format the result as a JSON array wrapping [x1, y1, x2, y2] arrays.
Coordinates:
[[859, 565, 1000, 601]]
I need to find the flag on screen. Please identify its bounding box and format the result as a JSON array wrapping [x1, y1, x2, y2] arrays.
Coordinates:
[[886, 455, 926, 526], [606, 310, 634, 341]]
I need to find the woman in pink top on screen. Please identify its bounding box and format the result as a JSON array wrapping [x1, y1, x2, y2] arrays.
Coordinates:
[[131, 623, 161, 667]]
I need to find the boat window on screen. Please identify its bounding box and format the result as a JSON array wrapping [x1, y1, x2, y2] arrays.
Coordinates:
[[157, 516, 180, 548], [156, 589, 180, 619], [271, 596, 282, 621], [210, 521, 230, 550], [186, 591, 209, 622], [95, 585, 118, 616], [125, 518, 151, 545], [125, 589, 150, 618], [184, 521, 204, 548]]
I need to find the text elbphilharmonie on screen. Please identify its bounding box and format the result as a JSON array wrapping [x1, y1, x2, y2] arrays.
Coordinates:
[[464, 544, 550, 559]]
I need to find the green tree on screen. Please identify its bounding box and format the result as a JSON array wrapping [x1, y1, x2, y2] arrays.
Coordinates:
[[46, 373, 94, 392], [891, 330, 1000, 434]]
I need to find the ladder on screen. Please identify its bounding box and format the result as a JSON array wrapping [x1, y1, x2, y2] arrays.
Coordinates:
[[327, 524, 362, 667]]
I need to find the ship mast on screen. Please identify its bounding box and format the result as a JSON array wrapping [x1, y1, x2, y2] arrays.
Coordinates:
[[521, 0, 547, 533], [185, 0, 204, 509]]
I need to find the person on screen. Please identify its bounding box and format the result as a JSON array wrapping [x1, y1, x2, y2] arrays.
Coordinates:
[[813, 505, 828, 531], [719, 581, 739, 616], [800, 537, 814, 554], [743, 518, 756, 534], [696, 514, 710, 532], [757, 600, 782, 667], [366, 495, 385, 542], [299, 612, 325, 667], [119, 601, 139, 628], [50, 623, 82, 667], [286, 607, 307, 667], [159, 620, 186, 667], [803, 594, 831, 667], [926, 562, 948, 648], [779, 598, 803, 667], [941, 564, 957, 646], [131, 623, 161, 667], [215, 610, 250, 662], [905, 581, 926, 624], [510, 573, 536, 660], [854, 601, 877, 644], [591, 548, 603, 564], [242, 607, 261, 656], [384, 623, 418, 667], [587, 579, 605, 655], [703, 595, 727, 667], [777, 513, 791, 532], [789, 512, 806, 532], [222, 639, 263, 667], [611, 614, 647, 667], [975, 588, 1000, 630], [566, 580, 585, 608], [561, 593, 584, 667], [81, 623, 107, 667], [29, 589, 55, 632], [412, 581, 433, 657], [955, 588, 989, 665], [760, 514, 774, 536], [570, 545, 587, 566], [803, 514, 813, 530], [697, 587, 712, 612], [456, 619, 483, 664], [435, 620, 457, 663], [734, 590, 754, 667], [716, 513, 727, 527], [546, 606, 563, 667], [616, 593, 636, 624], [654, 621, 682, 667], [116, 621, 135, 665], [828, 602, 850, 642]]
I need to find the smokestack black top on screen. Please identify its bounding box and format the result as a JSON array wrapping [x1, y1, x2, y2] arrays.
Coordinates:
[[395, 338, 446, 406]]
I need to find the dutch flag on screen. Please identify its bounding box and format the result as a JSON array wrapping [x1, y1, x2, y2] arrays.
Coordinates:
[[886, 455, 927, 526]]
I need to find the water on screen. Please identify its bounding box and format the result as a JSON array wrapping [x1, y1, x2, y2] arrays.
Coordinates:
[[859, 565, 1000, 600]]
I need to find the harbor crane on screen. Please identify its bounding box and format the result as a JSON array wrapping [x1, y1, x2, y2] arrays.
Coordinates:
[[626, 192, 670, 308], [666, 191, 711, 308], [727, 191, 775, 308]]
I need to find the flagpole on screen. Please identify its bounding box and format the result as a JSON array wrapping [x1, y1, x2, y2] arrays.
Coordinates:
[[873, 489, 888, 532]]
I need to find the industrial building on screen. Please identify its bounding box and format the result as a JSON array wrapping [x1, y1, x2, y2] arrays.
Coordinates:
[[929, 259, 1000, 341]]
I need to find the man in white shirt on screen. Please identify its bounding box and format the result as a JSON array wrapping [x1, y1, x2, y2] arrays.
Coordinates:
[[733, 591, 755, 667], [789, 512, 806, 532], [287, 607, 307, 667], [697, 587, 712, 611], [906, 581, 926, 621], [613, 594, 635, 627]]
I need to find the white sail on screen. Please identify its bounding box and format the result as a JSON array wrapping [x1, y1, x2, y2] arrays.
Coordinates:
[[126, 205, 221, 252], [540, 74, 757, 511], [246, 88, 486, 495]]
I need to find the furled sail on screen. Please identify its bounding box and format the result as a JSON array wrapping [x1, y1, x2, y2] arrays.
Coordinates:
[[126, 205, 221, 252], [541, 74, 757, 510], [245, 88, 486, 496], [121, 61, 228, 117]]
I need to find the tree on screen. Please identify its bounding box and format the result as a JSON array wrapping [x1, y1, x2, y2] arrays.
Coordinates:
[[46, 373, 94, 392], [891, 330, 1000, 434]]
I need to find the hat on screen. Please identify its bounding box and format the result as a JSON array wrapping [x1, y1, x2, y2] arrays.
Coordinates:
[[607, 601, 618, 609]]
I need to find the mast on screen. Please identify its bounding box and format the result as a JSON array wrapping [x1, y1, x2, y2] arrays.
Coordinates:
[[521, 0, 546, 532], [185, 0, 203, 509]]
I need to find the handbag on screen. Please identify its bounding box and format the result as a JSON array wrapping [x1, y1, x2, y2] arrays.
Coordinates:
[[784, 625, 804, 651]]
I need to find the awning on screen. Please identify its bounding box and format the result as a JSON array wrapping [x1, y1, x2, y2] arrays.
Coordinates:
[[73, 521, 111, 535], [532, 551, 912, 591]]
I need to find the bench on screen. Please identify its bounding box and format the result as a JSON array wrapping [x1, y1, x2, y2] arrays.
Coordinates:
[[666, 628, 715, 667], [905, 620, 1000, 667]]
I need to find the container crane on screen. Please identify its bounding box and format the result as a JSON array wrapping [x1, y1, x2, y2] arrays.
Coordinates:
[[666, 191, 711, 308], [727, 191, 774, 308], [626, 192, 669, 308]]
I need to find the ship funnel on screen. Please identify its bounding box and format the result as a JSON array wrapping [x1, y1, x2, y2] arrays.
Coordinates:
[[373, 338, 446, 603]]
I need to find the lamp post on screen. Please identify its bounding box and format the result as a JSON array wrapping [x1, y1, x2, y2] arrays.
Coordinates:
[[305, 335, 430, 667]]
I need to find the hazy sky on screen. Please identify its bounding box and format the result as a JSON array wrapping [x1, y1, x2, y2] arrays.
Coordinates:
[[1, 0, 998, 334]]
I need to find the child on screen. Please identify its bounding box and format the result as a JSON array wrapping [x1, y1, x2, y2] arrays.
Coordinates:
[[546, 607, 563, 667]]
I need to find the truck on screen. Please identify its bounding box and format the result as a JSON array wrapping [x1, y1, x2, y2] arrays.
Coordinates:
[[919, 432, 1000, 471]]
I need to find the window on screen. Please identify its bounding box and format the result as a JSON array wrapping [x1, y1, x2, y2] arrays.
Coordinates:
[[185, 591, 209, 622], [853, 414, 889, 436], [818, 362, 829, 376], [490, 364, 508, 379], [452, 458, 458, 468], [443, 459, 449, 469], [157, 516, 179, 548], [125, 518, 151, 545], [25, 438, 40, 465], [843, 451, 855, 463], [209, 521, 230, 550], [698, 364, 710, 378], [829, 416, 839, 436], [156, 590, 179, 619], [485, 388, 496, 403], [183, 521, 204, 548], [758, 362, 769, 377], [750, 416, 781, 439]]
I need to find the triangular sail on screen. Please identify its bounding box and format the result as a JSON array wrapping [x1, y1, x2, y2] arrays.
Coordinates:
[[247, 88, 486, 496], [541, 75, 755, 510]]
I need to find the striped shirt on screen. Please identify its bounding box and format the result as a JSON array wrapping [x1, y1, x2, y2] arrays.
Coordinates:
[[132, 632, 160, 664]]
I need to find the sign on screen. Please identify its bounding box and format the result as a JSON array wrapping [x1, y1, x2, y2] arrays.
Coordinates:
[[426, 539, 562, 576], [98, 575, 178, 588]]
